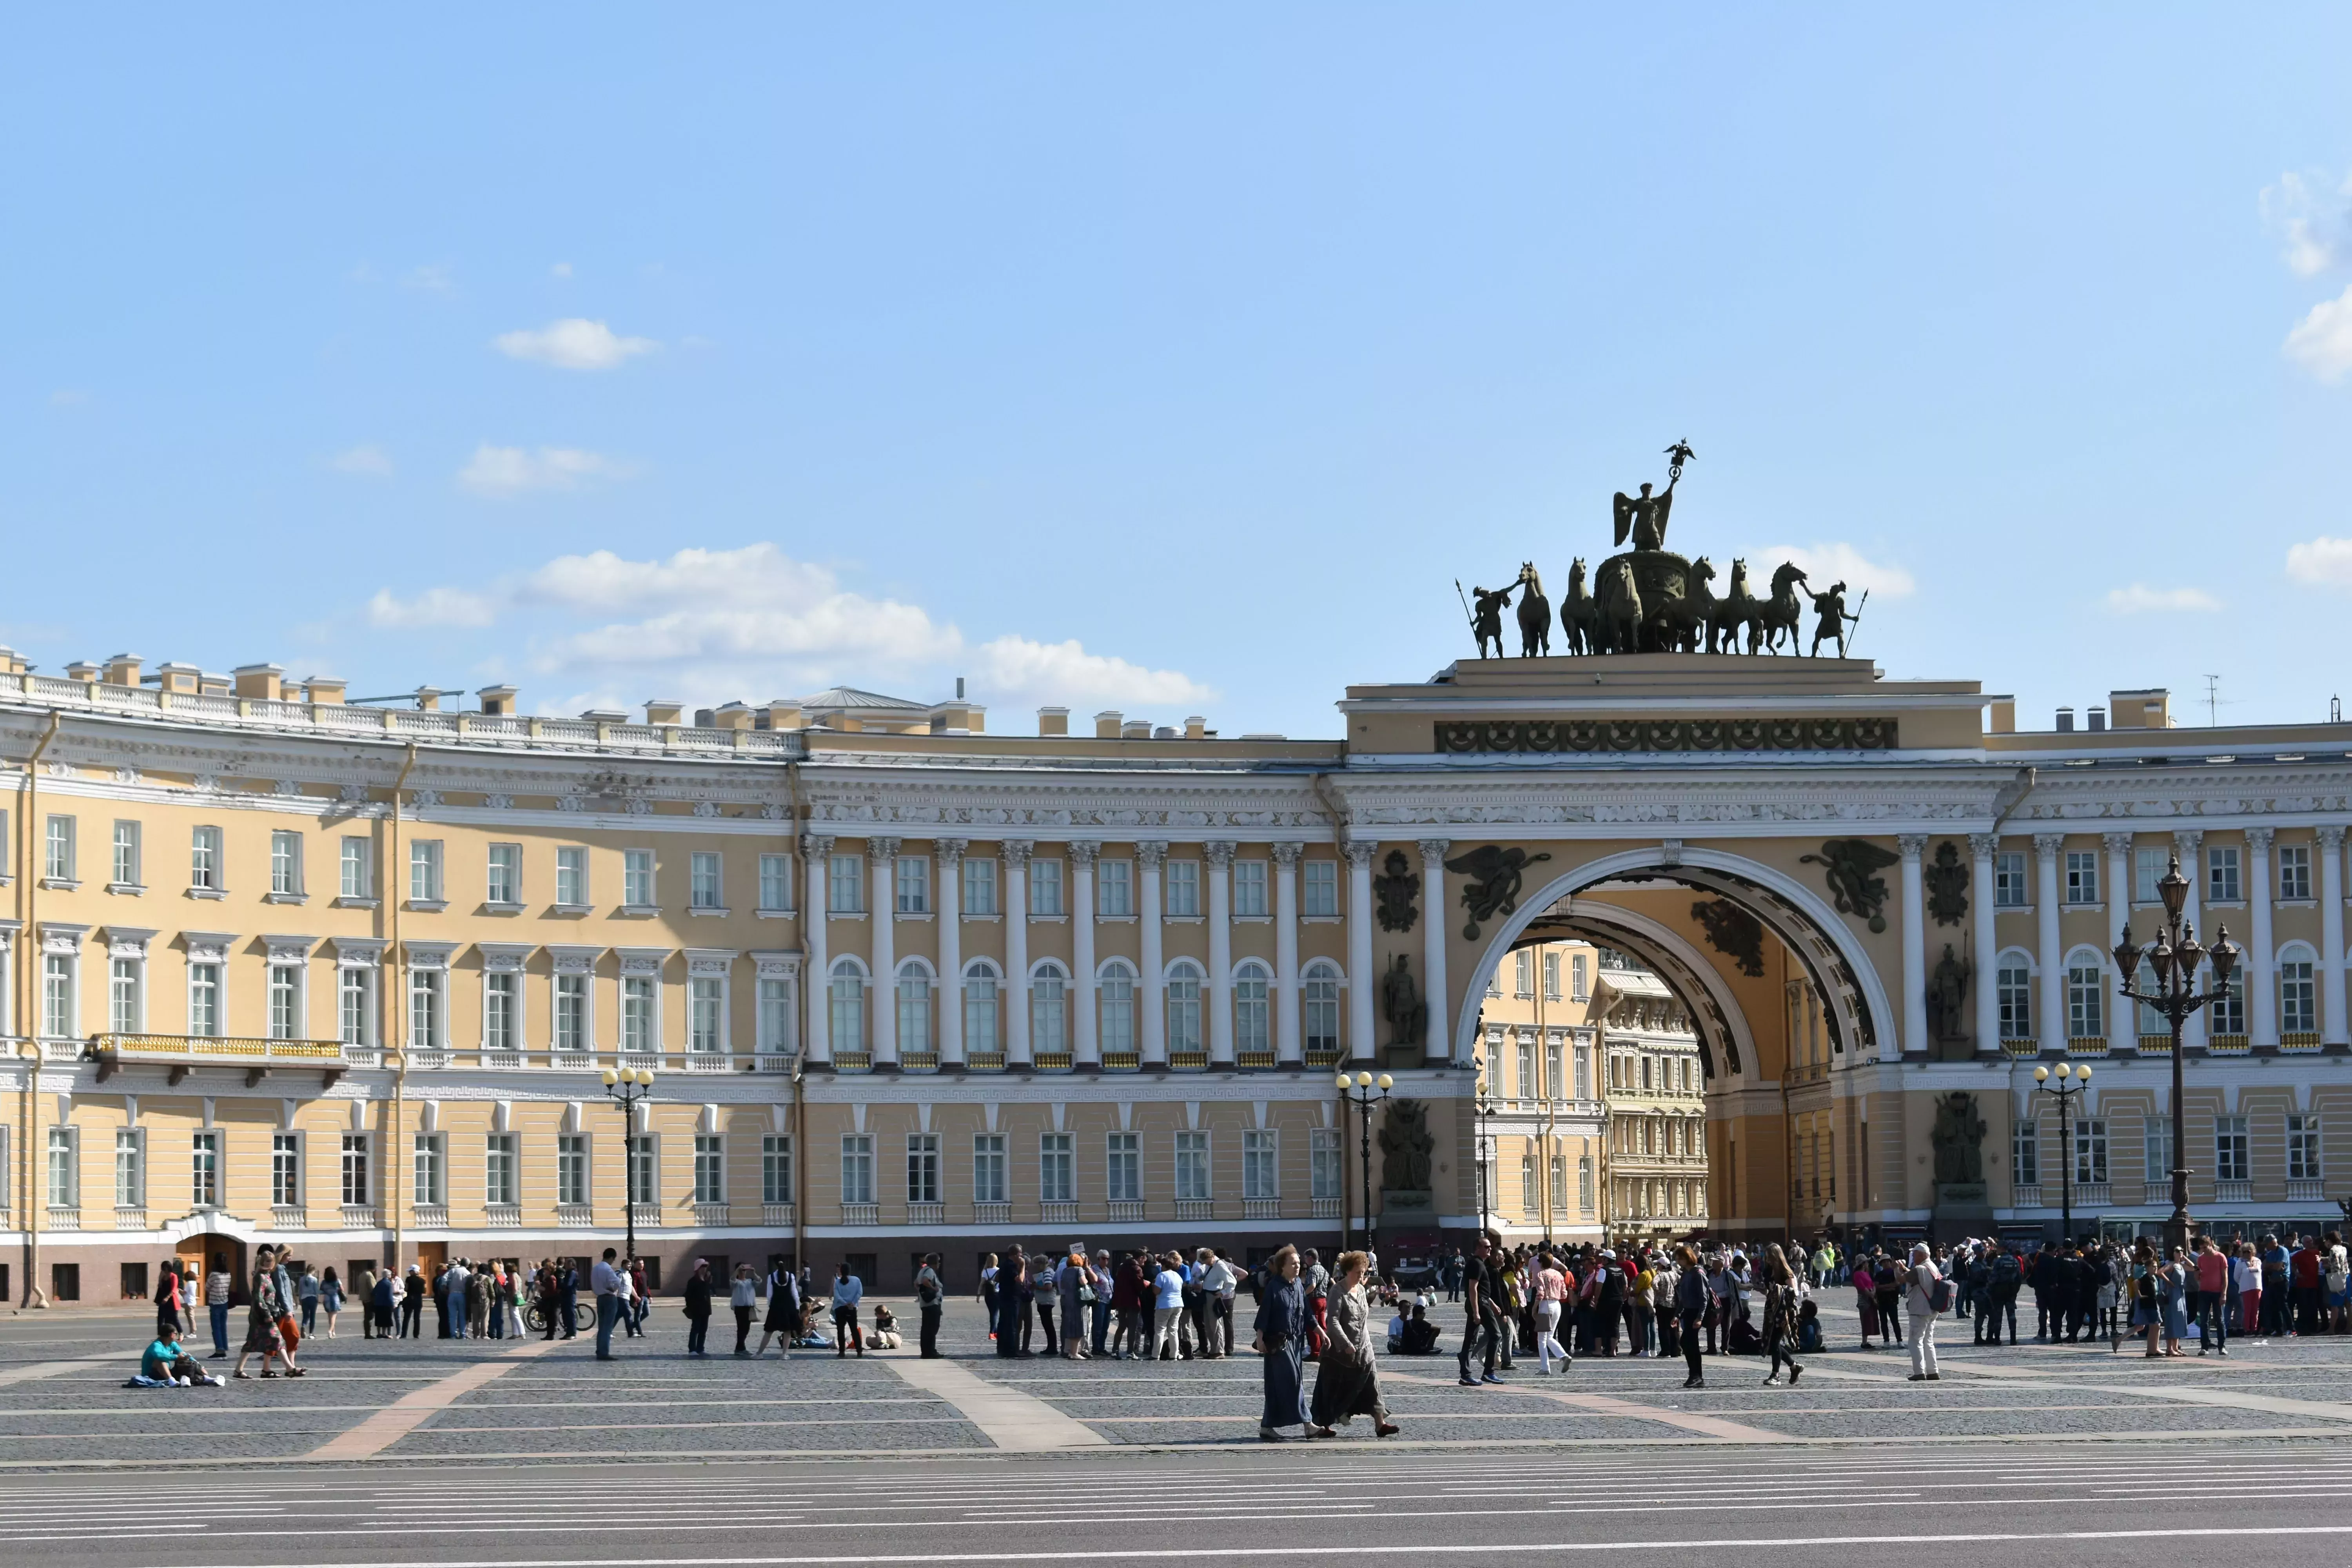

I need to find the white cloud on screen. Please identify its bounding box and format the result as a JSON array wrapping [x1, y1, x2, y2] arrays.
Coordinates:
[[2287, 536, 2352, 588], [366, 585, 501, 629], [2263, 171, 2352, 278], [971, 636, 1213, 709], [492, 318, 656, 371], [2285, 283, 2352, 383], [2103, 583, 2222, 614], [329, 443, 394, 477], [457, 443, 632, 497], [1744, 542, 1915, 599]]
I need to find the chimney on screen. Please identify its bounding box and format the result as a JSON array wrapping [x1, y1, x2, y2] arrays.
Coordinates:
[[413, 686, 441, 711], [644, 699, 684, 727], [476, 684, 518, 717], [1183, 715, 1208, 740], [2055, 707, 2074, 733], [1094, 710, 1123, 739], [2086, 708, 2105, 732], [103, 653, 142, 687], [1122, 720, 1152, 739], [1037, 706, 1070, 737], [65, 661, 100, 684], [305, 675, 346, 705], [1987, 699, 2015, 734], [233, 664, 285, 701], [765, 699, 804, 731], [711, 701, 755, 731], [156, 662, 201, 695]]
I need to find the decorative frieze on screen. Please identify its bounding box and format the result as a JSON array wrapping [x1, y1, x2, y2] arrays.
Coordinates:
[[1434, 717, 1899, 754]]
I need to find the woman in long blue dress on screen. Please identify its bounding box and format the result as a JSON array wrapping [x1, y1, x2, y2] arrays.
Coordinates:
[[1253, 1245, 1314, 1441]]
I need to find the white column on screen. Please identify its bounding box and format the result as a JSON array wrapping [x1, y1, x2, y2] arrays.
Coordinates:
[[2321, 825, 2347, 1046], [937, 840, 965, 1065], [2174, 830, 2206, 1050], [1205, 841, 1235, 1065], [1272, 842, 1302, 1064], [1969, 833, 2000, 1055], [1899, 835, 1928, 1059], [2247, 826, 2276, 1047], [2103, 832, 2134, 1054], [867, 838, 899, 1065], [1070, 841, 1099, 1066], [803, 833, 833, 1063], [1004, 840, 1033, 1065], [1138, 842, 1167, 1065], [1344, 841, 1377, 1063], [2034, 833, 2064, 1056], [1419, 838, 1452, 1063]]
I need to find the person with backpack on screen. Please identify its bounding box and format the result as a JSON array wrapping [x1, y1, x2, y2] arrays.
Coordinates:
[[1980, 1244, 2022, 1345], [1902, 1241, 1945, 1381]]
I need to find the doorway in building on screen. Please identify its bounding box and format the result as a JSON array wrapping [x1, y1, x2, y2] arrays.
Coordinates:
[[177, 1233, 247, 1305]]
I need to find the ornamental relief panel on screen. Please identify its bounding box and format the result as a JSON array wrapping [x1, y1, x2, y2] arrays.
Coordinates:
[[1434, 717, 1899, 755]]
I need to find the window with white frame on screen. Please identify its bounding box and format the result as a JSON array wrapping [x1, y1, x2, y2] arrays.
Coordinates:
[[1303, 962, 1340, 1057], [1546, 1036, 1565, 1102], [2012, 1117, 2040, 1187], [2279, 843, 2312, 901], [2143, 1118, 2171, 1185], [408, 838, 442, 902], [1309, 1127, 1340, 1200], [1543, 950, 1561, 1000], [828, 854, 863, 914], [1167, 962, 1203, 1055], [759, 853, 792, 912], [1571, 951, 1590, 1000], [2214, 1116, 2249, 1183], [339, 967, 374, 1047], [1233, 961, 1270, 1055], [2209, 846, 2242, 903], [1302, 859, 1338, 918], [1520, 1154, 1538, 1215], [1031, 963, 1068, 1055], [621, 975, 657, 1054], [1040, 1132, 1074, 1202], [1030, 858, 1064, 916], [963, 963, 1000, 1056], [409, 968, 443, 1049], [692, 1134, 724, 1204], [757, 974, 794, 1055], [268, 963, 302, 1040], [556, 846, 588, 907], [1517, 1034, 1537, 1099], [1165, 859, 1200, 917], [46, 813, 76, 882], [1100, 962, 1136, 1056], [839, 1134, 875, 1206], [2282, 954, 2318, 1034], [341, 836, 372, 899], [760, 1134, 791, 1204], [1242, 1129, 1278, 1200], [114, 1128, 143, 1207], [341, 1132, 371, 1205], [2130, 846, 2166, 904], [963, 857, 998, 915], [191, 824, 225, 891], [271, 830, 305, 897], [624, 849, 656, 907], [894, 856, 928, 914], [191, 1130, 220, 1208], [2288, 1114, 2323, 1181], [111, 820, 140, 887], [1099, 858, 1134, 916], [1107, 1132, 1141, 1202], [690, 851, 723, 910], [2135, 962, 2165, 1035], [187, 960, 220, 1038], [557, 1134, 588, 1207], [1552, 1152, 1569, 1212], [486, 843, 521, 906], [109, 956, 141, 1033], [47, 1126, 77, 1207], [1515, 949, 1533, 997], [2064, 851, 2099, 905], [1231, 858, 1267, 917], [554, 972, 588, 1054], [412, 1133, 445, 1207], [2074, 1118, 2108, 1185], [2210, 970, 2245, 1035], [1174, 1130, 1210, 1201], [485, 970, 519, 1053], [627, 1134, 656, 1206], [2065, 960, 2103, 1040], [892, 961, 930, 1051], [973, 1134, 1007, 1204], [828, 960, 865, 1052], [689, 975, 724, 1056], [1994, 850, 2028, 906], [1578, 1152, 1594, 1212], [1486, 968, 1502, 999], [905, 1133, 939, 1205], [272, 1132, 300, 1207]]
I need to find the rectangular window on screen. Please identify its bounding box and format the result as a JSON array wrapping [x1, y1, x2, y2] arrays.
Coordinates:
[[1573, 1038, 1591, 1099], [1543, 951, 1561, 1000], [109, 956, 140, 1034], [2065, 963, 2103, 1040], [1579, 1154, 1595, 1213], [620, 976, 655, 1053], [1998, 963, 2033, 1039], [341, 1133, 371, 1205], [906, 1133, 940, 1205], [759, 853, 792, 911], [1107, 1132, 1142, 1203], [412, 1133, 445, 1208], [45, 813, 75, 882], [1030, 858, 1064, 916], [2210, 972, 2245, 1036], [1231, 859, 1267, 917], [894, 855, 928, 914], [757, 976, 793, 1055], [47, 1127, 77, 1207], [1302, 859, 1338, 918], [340, 836, 372, 898], [2074, 1118, 2109, 1185], [1309, 1127, 1341, 1200], [689, 976, 723, 1056], [554, 973, 588, 1054], [1515, 950, 1533, 997], [2279, 844, 2312, 901], [2209, 846, 2242, 903], [828, 853, 863, 914], [268, 964, 301, 1040], [484, 971, 519, 1053], [270, 829, 304, 896], [339, 967, 374, 1047], [973, 1133, 1008, 1204], [2064, 851, 2099, 906], [692, 1134, 724, 1204], [191, 1130, 220, 1209], [691, 851, 723, 909], [1040, 1132, 1075, 1203], [964, 969, 1000, 1054], [2282, 959, 2318, 1034], [187, 962, 220, 1038], [963, 857, 998, 915], [1174, 1130, 1210, 1201], [1994, 850, 2028, 907], [1098, 858, 1134, 917], [1517, 1035, 1537, 1099], [557, 1134, 587, 1207], [1242, 1129, 1278, 1200], [111, 820, 140, 887], [624, 849, 656, 907], [405, 968, 444, 1049], [190, 824, 221, 890], [408, 839, 442, 902], [272, 1132, 301, 1208], [840, 1134, 875, 1206], [2143, 1118, 2172, 1185], [2133, 847, 2168, 905], [1165, 860, 1200, 918], [2215, 1115, 2249, 1183], [626, 1135, 656, 1206], [486, 843, 521, 905], [2288, 1115, 2323, 1182], [552, 846, 587, 907], [1571, 953, 1590, 1000], [114, 1129, 143, 1207], [760, 1134, 792, 1205], [1546, 1036, 1565, 1101]]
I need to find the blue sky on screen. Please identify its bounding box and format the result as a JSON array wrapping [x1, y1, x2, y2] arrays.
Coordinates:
[[7, 8, 2352, 737]]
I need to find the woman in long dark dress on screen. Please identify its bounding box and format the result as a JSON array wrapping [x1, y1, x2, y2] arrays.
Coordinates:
[[1310, 1250, 1399, 1437], [1252, 1244, 1313, 1441]]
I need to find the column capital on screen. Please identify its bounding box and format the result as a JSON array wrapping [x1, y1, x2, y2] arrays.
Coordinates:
[[2246, 825, 2275, 853], [1002, 839, 1034, 867], [865, 836, 901, 864], [801, 832, 835, 858], [1135, 840, 1168, 870], [935, 838, 967, 866], [1067, 840, 1100, 868], [1269, 842, 1303, 867], [2320, 825, 2347, 853], [1341, 840, 1378, 869], [1203, 841, 1237, 870], [2172, 828, 2205, 853], [1417, 838, 1452, 866], [1897, 834, 1928, 860], [2032, 832, 2066, 857], [2100, 831, 2135, 855], [1966, 832, 1999, 860]]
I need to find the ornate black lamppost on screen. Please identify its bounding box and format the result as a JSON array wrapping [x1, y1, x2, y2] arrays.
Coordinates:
[[601, 1064, 657, 1265], [2032, 1061, 2092, 1243], [1470, 1053, 1495, 1236], [1334, 1070, 1394, 1262], [2111, 854, 2241, 1256]]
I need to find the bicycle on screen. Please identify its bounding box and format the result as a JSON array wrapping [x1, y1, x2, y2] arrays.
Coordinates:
[[523, 1299, 595, 1335]]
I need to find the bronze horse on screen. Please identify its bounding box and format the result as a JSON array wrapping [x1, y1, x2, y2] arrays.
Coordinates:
[[1658, 555, 1717, 653], [1559, 558, 1598, 655], [1710, 557, 1760, 655], [1515, 562, 1551, 657], [1594, 557, 1642, 654], [1759, 562, 1808, 653]]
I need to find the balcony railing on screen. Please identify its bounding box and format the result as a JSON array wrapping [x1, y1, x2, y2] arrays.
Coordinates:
[[754, 1053, 797, 1074], [1304, 1047, 1343, 1069], [342, 1046, 382, 1067], [480, 1050, 524, 1070], [683, 1051, 730, 1074], [556, 1203, 594, 1228], [114, 1205, 146, 1230], [553, 1052, 597, 1072], [833, 1051, 872, 1073], [2001, 1039, 2037, 1057], [1175, 1198, 1215, 1222], [2013, 1185, 2042, 1206], [271, 1205, 306, 1230], [2071, 1183, 2111, 1205], [840, 1203, 879, 1226], [900, 1051, 940, 1073], [965, 1051, 1006, 1073], [1236, 1051, 1277, 1071], [692, 1202, 730, 1226], [2209, 1034, 2251, 1053], [618, 1051, 662, 1073], [762, 1202, 795, 1226], [2214, 1180, 2252, 1203], [1106, 1200, 1145, 1223], [1103, 1052, 1141, 1073], [1312, 1196, 1341, 1219], [2286, 1178, 2326, 1201], [413, 1203, 449, 1229], [629, 1202, 663, 1229], [1171, 1051, 1209, 1071], [2064, 1039, 2108, 1057], [973, 1201, 1010, 1227], [2281, 1033, 2323, 1053], [1034, 1051, 1074, 1073], [341, 1204, 381, 1229], [90, 1032, 350, 1085], [486, 1203, 523, 1228], [406, 1049, 451, 1070], [906, 1202, 944, 1226], [2137, 1034, 2172, 1054], [1040, 1200, 1078, 1226], [46, 1206, 80, 1231], [1243, 1197, 1281, 1219]]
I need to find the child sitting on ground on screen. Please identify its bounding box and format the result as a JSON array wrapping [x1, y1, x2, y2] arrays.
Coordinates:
[[1795, 1298, 1824, 1354], [133, 1322, 222, 1387], [867, 1304, 904, 1350]]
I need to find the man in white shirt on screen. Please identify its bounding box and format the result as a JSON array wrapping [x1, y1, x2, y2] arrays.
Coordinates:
[[1904, 1243, 1944, 1381], [590, 1248, 624, 1361], [1197, 1250, 1237, 1358]]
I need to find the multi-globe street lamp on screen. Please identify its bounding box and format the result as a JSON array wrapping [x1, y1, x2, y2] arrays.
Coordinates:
[[2032, 1061, 2093, 1243], [1334, 1070, 1394, 1264], [1470, 1053, 1495, 1237], [600, 1065, 658, 1265]]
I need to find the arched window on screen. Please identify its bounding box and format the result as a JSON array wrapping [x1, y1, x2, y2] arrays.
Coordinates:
[[1303, 960, 1341, 1060], [2064, 952, 2104, 1042], [1167, 960, 1204, 1058], [2280, 944, 2318, 1037], [1031, 961, 1069, 1058], [1234, 961, 1271, 1057], [895, 959, 932, 1053], [962, 960, 1001, 1059], [828, 958, 867, 1054], [1996, 953, 2034, 1042], [1098, 960, 1136, 1058]]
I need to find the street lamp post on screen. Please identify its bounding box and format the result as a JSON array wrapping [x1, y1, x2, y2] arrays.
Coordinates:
[[601, 1065, 657, 1264], [2111, 853, 2241, 1256], [1335, 1070, 1394, 1263], [1470, 1054, 1494, 1237], [2033, 1062, 2092, 1243]]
